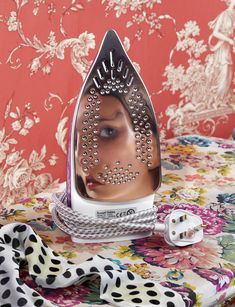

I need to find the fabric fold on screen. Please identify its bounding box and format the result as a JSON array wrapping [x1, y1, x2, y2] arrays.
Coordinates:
[[0, 223, 186, 307]]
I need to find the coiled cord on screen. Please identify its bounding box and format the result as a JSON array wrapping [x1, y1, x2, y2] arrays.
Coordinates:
[[51, 192, 159, 239]]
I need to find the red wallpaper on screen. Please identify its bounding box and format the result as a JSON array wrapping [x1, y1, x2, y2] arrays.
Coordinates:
[[0, 0, 235, 206]]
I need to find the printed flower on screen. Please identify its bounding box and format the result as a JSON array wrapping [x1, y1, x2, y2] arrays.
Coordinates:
[[125, 263, 152, 279], [184, 174, 205, 182], [162, 186, 206, 205], [34, 173, 53, 192], [217, 193, 235, 205], [7, 11, 18, 31], [166, 269, 184, 281], [114, 2, 127, 17], [156, 203, 226, 235], [49, 154, 58, 166], [23, 116, 34, 129], [163, 144, 197, 156], [42, 64, 52, 75], [19, 128, 29, 136], [77, 31, 95, 56], [29, 57, 41, 74], [131, 234, 222, 269], [193, 267, 233, 292], [114, 245, 141, 260], [4, 160, 32, 191], [178, 136, 212, 147], [12, 120, 21, 131]]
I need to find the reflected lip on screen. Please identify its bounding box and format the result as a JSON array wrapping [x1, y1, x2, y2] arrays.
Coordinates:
[[85, 175, 103, 189]]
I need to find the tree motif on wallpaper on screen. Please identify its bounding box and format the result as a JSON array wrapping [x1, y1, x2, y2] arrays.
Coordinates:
[[102, 0, 175, 40], [0, 97, 59, 207], [1, 0, 95, 78], [161, 1, 235, 136]]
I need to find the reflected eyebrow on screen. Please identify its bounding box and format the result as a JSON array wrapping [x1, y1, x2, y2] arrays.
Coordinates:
[[98, 111, 124, 122]]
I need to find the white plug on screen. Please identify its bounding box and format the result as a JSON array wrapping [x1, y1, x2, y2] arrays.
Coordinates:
[[155, 209, 204, 247]]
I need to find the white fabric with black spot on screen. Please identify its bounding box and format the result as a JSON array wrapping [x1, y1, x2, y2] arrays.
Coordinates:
[[0, 223, 186, 307]]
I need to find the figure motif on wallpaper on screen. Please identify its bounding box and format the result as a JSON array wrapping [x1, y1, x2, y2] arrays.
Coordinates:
[[205, 0, 235, 108], [161, 1, 235, 136]]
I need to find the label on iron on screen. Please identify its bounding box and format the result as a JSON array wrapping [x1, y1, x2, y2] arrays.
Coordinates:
[[96, 208, 136, 219]]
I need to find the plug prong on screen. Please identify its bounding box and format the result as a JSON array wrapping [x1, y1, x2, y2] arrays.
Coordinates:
[[179, 214, 187, 222]]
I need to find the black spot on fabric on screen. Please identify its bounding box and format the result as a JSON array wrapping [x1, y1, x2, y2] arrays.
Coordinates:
[[90, 267, 99, 272], [51, 259, 61, 265], [104, 265, 113, 271], [150, 299, 160, 305], [113, 299, 124, 302], [46, 276, 56, 285], [0, 256, 5, 265], [2, 289, 11, 299], [31, 275, 37, 281], [12, 257, 20, 265], [164, 291, 175, 297], [49, 267, 59, 272], [129, 290, 140, 295], [111, 292, 122, 298], [147, 290, 158, 297], [0, 270, 7, 274], [106, 270, 113, 279], [132, 298, 142, 303], [16, 287, 25, 294], [4, 234, 11, 244], [12, 238, 20, 249], [38, 255, 45, 264], [167, 303, 175, 307], [16, 278, 23, 285], [32, 292, 40, 297], [42, 240, 48, 248], [34, 299, 44, 307], [25, 247, 34, 255], [52, 251, 59, 257], [1, 277, 10, 285], [144, 282, 155, 287], [97, 255, 105, 259], [0, 246, 5, 252], [103, 284, 108, 294], [127, 271, 135, 280], [76, 268, 85, 276], [115, 277, 121, 287], [126, 284, 137, 289], [1, 304, 11, 307], [29, 234, 37, 243], [41, 247, 47, 256], [17, 297, 28, 306], [86, 257, 93, 261], [63, 271, 71, 278], [67, 260, 74, 265], [14, 225, 27, 232], [14, 251, 21, 258], [33, 265, 41, 274]]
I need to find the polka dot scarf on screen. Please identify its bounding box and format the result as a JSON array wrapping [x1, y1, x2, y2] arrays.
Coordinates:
[[0, 223, 185, 307]]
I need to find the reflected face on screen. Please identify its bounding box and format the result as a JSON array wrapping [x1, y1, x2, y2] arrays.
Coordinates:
[[75, 91, 159, 201]]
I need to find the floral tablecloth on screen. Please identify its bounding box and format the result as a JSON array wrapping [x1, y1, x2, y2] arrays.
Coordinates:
[[1, 135, 235, 307]]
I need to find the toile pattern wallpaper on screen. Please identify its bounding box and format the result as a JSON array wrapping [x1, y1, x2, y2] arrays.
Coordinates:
[[0, 0, 235, 206]]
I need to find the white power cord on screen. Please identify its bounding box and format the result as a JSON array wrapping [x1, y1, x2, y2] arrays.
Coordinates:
[[51, 192, 203, 246]]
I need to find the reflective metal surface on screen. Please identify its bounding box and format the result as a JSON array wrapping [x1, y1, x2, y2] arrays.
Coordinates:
[[71, 29, 161, 202]]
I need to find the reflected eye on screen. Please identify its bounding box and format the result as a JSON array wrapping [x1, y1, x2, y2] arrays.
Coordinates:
[[99, 127, 117, 139]]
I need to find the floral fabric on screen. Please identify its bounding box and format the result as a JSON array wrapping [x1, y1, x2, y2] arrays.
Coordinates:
[[0, 135, 235, 306], [1, 0, 235, 208]]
